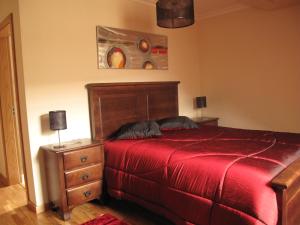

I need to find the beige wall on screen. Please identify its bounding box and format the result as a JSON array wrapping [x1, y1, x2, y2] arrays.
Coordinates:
[[197, 5, 300, 133], [0, 0, 35, 202], [18, 0, 202, 206]]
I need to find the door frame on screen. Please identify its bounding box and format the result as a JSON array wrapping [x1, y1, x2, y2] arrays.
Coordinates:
[[0, 14, 29, 200]]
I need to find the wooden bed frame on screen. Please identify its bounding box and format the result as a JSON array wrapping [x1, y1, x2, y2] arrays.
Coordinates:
[[86, 81, 300, 225]]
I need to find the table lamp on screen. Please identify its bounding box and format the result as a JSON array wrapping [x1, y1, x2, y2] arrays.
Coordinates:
[[196, 96, 207, 118], [49, 110, 67, 148]]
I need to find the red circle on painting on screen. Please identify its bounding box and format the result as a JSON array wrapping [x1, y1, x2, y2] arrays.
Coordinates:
[[107, 47, 126, 69]]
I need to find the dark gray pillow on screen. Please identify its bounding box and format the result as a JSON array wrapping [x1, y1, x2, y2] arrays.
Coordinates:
[[113, 120, 162, 140], [157, 116, 198, 130]]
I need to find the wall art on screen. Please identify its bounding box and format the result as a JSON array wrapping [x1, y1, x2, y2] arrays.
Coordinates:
[[97, 26, 168, 70]]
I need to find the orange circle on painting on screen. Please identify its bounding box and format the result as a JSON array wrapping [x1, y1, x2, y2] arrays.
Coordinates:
[[143, 61, 155, 70], [107, 47, 126, 69], [138, 39, 150, 53]]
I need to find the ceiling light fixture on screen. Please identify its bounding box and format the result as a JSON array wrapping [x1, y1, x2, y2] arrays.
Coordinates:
[[156, 0, 195, 28]]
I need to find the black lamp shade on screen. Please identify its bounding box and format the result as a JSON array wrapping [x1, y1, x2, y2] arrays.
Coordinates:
[[49, 110, 67, 130], [196, 96, 207, 108], [156, 0, 195, 28]]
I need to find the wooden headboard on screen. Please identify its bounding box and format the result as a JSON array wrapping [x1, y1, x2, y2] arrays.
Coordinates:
[[86, 81, 180, 142]]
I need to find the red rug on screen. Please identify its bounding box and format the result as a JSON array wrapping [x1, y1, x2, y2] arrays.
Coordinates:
[[81, 214, 129, 225]]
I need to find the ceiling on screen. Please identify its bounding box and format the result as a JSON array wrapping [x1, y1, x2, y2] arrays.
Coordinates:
[[196, 0, 248, 19], [135, 0, 300, 19]]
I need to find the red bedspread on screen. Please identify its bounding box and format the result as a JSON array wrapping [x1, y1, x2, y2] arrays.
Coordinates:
[[104, 126, 300, 225]]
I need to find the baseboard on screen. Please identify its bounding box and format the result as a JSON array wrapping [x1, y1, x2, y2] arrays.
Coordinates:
[[0, 173, 8, 186], [27, 200, 49, 214]]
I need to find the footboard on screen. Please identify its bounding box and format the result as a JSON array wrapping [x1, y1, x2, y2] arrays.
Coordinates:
[[272, 158, 300, 225]]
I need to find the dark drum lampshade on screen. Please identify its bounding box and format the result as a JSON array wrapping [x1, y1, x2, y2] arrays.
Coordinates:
[[49, 110, 67, 130], [196, 96, 207, 108], [156, 0, 195, 28]]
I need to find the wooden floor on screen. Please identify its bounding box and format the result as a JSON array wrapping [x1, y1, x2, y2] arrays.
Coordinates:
[[0, 183, 172, 225]]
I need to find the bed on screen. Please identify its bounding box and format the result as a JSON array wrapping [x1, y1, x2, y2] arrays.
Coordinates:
[[86, 81, 300, 225]]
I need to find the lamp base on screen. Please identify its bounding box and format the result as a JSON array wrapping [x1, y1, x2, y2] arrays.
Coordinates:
[[196, 108, 203, 118], [53, 130, 66, 149]]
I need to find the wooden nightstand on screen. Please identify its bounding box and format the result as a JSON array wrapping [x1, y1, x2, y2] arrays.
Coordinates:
[[194, 117, 219, 126], [41, 139, 104, 220]]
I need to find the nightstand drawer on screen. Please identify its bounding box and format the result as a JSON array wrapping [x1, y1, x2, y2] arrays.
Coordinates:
[[67, 181, 101, 207], [63, 146, 102, 170], [65, 163, 103, 188]]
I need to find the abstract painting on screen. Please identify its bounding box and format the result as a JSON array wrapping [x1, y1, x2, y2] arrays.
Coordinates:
[[97, 26, 168, 70]]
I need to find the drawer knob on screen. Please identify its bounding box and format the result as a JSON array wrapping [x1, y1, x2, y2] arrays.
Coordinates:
[[83, 191, 92, 198], [81, 174, 89, 181], [80, 156, 88, 163]]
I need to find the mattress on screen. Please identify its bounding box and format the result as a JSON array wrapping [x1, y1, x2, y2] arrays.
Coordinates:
[[104, 126, 300, 225]]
